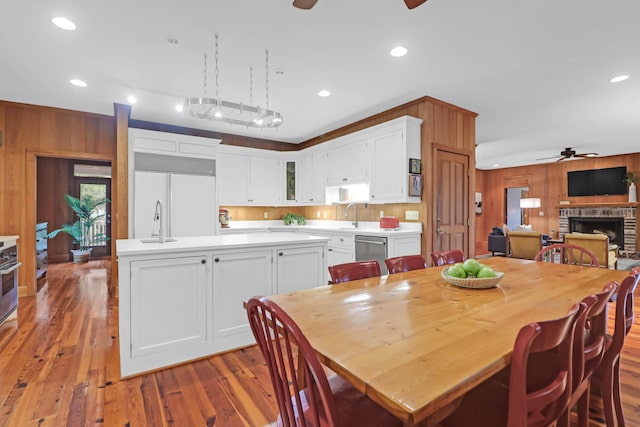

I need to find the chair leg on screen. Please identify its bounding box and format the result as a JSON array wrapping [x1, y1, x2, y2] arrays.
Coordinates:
[[600, 363, 617, 427], [577, 386, 590, 427], [613, 359, 625, 426]]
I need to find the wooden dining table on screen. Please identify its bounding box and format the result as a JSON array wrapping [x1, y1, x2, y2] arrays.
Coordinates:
[[266, 257, 629, 426]]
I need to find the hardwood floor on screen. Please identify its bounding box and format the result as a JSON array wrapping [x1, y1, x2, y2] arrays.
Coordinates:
[[0, 260, 638, 426]]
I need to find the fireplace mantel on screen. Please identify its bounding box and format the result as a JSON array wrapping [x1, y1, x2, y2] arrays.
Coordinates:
[[556, 202, 640, 208]]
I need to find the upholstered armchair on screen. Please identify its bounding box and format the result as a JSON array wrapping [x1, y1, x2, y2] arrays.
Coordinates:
[[507, 231, 543, 260], [564, 233, 619, 269]]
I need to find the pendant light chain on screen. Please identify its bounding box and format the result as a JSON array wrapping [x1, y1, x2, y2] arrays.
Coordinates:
[[265, 49, 270, 110], [249, 66, 253, 106], [214, 33, 220, 102], [202, 53, 207, 97]]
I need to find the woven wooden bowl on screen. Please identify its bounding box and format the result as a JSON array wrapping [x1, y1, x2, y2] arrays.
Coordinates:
[[441, 267, 504, 289]]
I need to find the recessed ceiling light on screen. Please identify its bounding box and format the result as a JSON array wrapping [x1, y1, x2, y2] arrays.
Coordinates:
[[610, 75, 629, 83], [390, 46, 408, 57], [127, 95, 137, 104], [52, 17, 76, 31], [318, 90, 331, 97], [492, 164, 500, 168], [175, 104, 184, 112], [70, 79, 87, 87]]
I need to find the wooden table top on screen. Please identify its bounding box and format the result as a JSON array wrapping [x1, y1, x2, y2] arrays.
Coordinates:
[[267, 257, 629, 425]]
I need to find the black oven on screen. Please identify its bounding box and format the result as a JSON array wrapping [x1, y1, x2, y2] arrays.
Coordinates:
[[0, 242, 20, 323]]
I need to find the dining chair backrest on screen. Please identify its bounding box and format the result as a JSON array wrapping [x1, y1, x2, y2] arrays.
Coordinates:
[[385, 254, 428, 273], [534, 243, 600, 267], [506, 302, 583, 427], [593, 273, 639, 426], [328, 260, 381, 284], [572, 282, 617, 390], [246, 296, 339, 426], [564, 233, 618, 269], [430, 249, 464, 267], [507, 231, 542, 260]]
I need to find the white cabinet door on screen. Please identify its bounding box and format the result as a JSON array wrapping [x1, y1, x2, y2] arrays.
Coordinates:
[[369, 129, 405, 202], [217, 153, 250, 204], [130, 255, 208, 358], [212, 250, 273, 338], [299, 151, 327, 203], [249, 156, 281, 204], [133, 171, 168, 239], [326, 139, 368, 185], [170, 174, 216, 237], [277, 246, 326, 293], [388, 235, 421, 258]]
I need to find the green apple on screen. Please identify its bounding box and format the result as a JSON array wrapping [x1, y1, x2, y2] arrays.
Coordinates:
[[462, 259, 481, 276], [448, 265, 467, 278], [477, 267, 497, 278]]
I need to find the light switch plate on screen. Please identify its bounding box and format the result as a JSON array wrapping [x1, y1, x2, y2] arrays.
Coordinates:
[[405, 210, 419, 220], [379, 211, 384, 218], [263, 212, 268, 219]]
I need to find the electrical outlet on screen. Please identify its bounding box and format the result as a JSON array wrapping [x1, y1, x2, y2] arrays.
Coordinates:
[[405, 210, 419, 220], [263, 212, 268, 219], [538, 211, 545, 216], [379, 210, 384, 218], [323, 211, 327, 218], [317, 211, 320, 218]]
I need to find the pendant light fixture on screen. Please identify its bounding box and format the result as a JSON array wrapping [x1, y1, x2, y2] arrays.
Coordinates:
[[183, 33, 283, 128]]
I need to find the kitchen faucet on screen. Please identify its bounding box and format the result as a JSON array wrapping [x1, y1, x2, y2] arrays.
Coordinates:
[[151, 200, 165, 243], [344, 203, 358, 228]]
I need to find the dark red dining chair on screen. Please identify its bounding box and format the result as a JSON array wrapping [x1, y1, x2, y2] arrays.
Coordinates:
[[591, 272, 639, 427], [246, 296, 401, 427], [385, 254, 428, 274], [559, 282, 617, 427], [328, 260, 381, 284], [441, 302, 584, 427], [430, 249, 465, 267], [534, 243, 600, 267]]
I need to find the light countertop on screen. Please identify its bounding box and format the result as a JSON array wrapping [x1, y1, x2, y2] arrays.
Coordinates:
[[116, 232, 328, 257]]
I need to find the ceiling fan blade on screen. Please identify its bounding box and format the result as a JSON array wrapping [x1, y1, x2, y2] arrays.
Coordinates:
[[404, 0, 428, 9], [535, 155, 562, 161], [574, 153, 598, 158], [292, 0, 318, 9]]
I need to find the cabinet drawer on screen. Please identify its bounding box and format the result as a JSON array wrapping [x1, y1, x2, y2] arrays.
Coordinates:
[[329, 233, 354, 248]]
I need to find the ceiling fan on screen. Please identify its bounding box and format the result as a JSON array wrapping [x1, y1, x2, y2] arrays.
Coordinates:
[[536, 147, 599, 162], [293, 0, 428, 10]]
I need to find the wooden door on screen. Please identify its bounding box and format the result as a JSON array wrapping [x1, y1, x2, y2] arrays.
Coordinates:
[[434, 150, 469, 255]]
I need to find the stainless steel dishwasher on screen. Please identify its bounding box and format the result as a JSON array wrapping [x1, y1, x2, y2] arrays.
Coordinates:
[[355, 235, 388, 274]]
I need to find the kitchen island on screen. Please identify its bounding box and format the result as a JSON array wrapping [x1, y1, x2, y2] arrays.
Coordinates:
[[117, 232, 328, 377]]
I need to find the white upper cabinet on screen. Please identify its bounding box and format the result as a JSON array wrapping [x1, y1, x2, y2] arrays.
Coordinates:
[[217, 147, 282, 205], [129, 128, 220, 159], [298, 149, 327, 204], [326, 138, 368, 186], [368, 116, 423, 204], [217, 152, 251, 205]]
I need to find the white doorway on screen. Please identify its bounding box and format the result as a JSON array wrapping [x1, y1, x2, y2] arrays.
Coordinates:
[[506, 187, 528, 229]]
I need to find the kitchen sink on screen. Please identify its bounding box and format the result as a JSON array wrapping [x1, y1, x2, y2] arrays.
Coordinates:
[[140, 238, 177, 243]]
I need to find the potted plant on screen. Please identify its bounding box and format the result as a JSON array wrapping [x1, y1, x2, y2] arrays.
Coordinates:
[[624, 172, 639, 203], [283, 213, 306, 225], [48, 194, 110, 263]]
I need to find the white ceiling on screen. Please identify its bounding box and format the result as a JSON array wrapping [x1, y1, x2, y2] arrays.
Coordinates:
[[2, 0, 638, 169]]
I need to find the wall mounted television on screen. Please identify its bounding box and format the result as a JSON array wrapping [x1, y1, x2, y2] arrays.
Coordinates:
[[567, 166, 627, 197]]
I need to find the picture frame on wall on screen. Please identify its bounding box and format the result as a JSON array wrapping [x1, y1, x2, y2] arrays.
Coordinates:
[[409, 174, 423, 197], [409, 158, 422, 174]]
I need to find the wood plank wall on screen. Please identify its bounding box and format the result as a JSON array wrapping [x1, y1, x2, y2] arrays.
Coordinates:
[[0, 100, 117, 296], [475, 153, 640, 255]]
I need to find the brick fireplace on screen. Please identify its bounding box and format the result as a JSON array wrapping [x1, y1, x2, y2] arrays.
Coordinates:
[[559, 205, 637, 256]]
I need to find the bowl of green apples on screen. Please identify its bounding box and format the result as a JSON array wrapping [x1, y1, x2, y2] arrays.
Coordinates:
[[441, 258, 503, 289]]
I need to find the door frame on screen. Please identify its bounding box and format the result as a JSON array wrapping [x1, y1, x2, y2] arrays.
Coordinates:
[[25, 150, 113, 296]]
